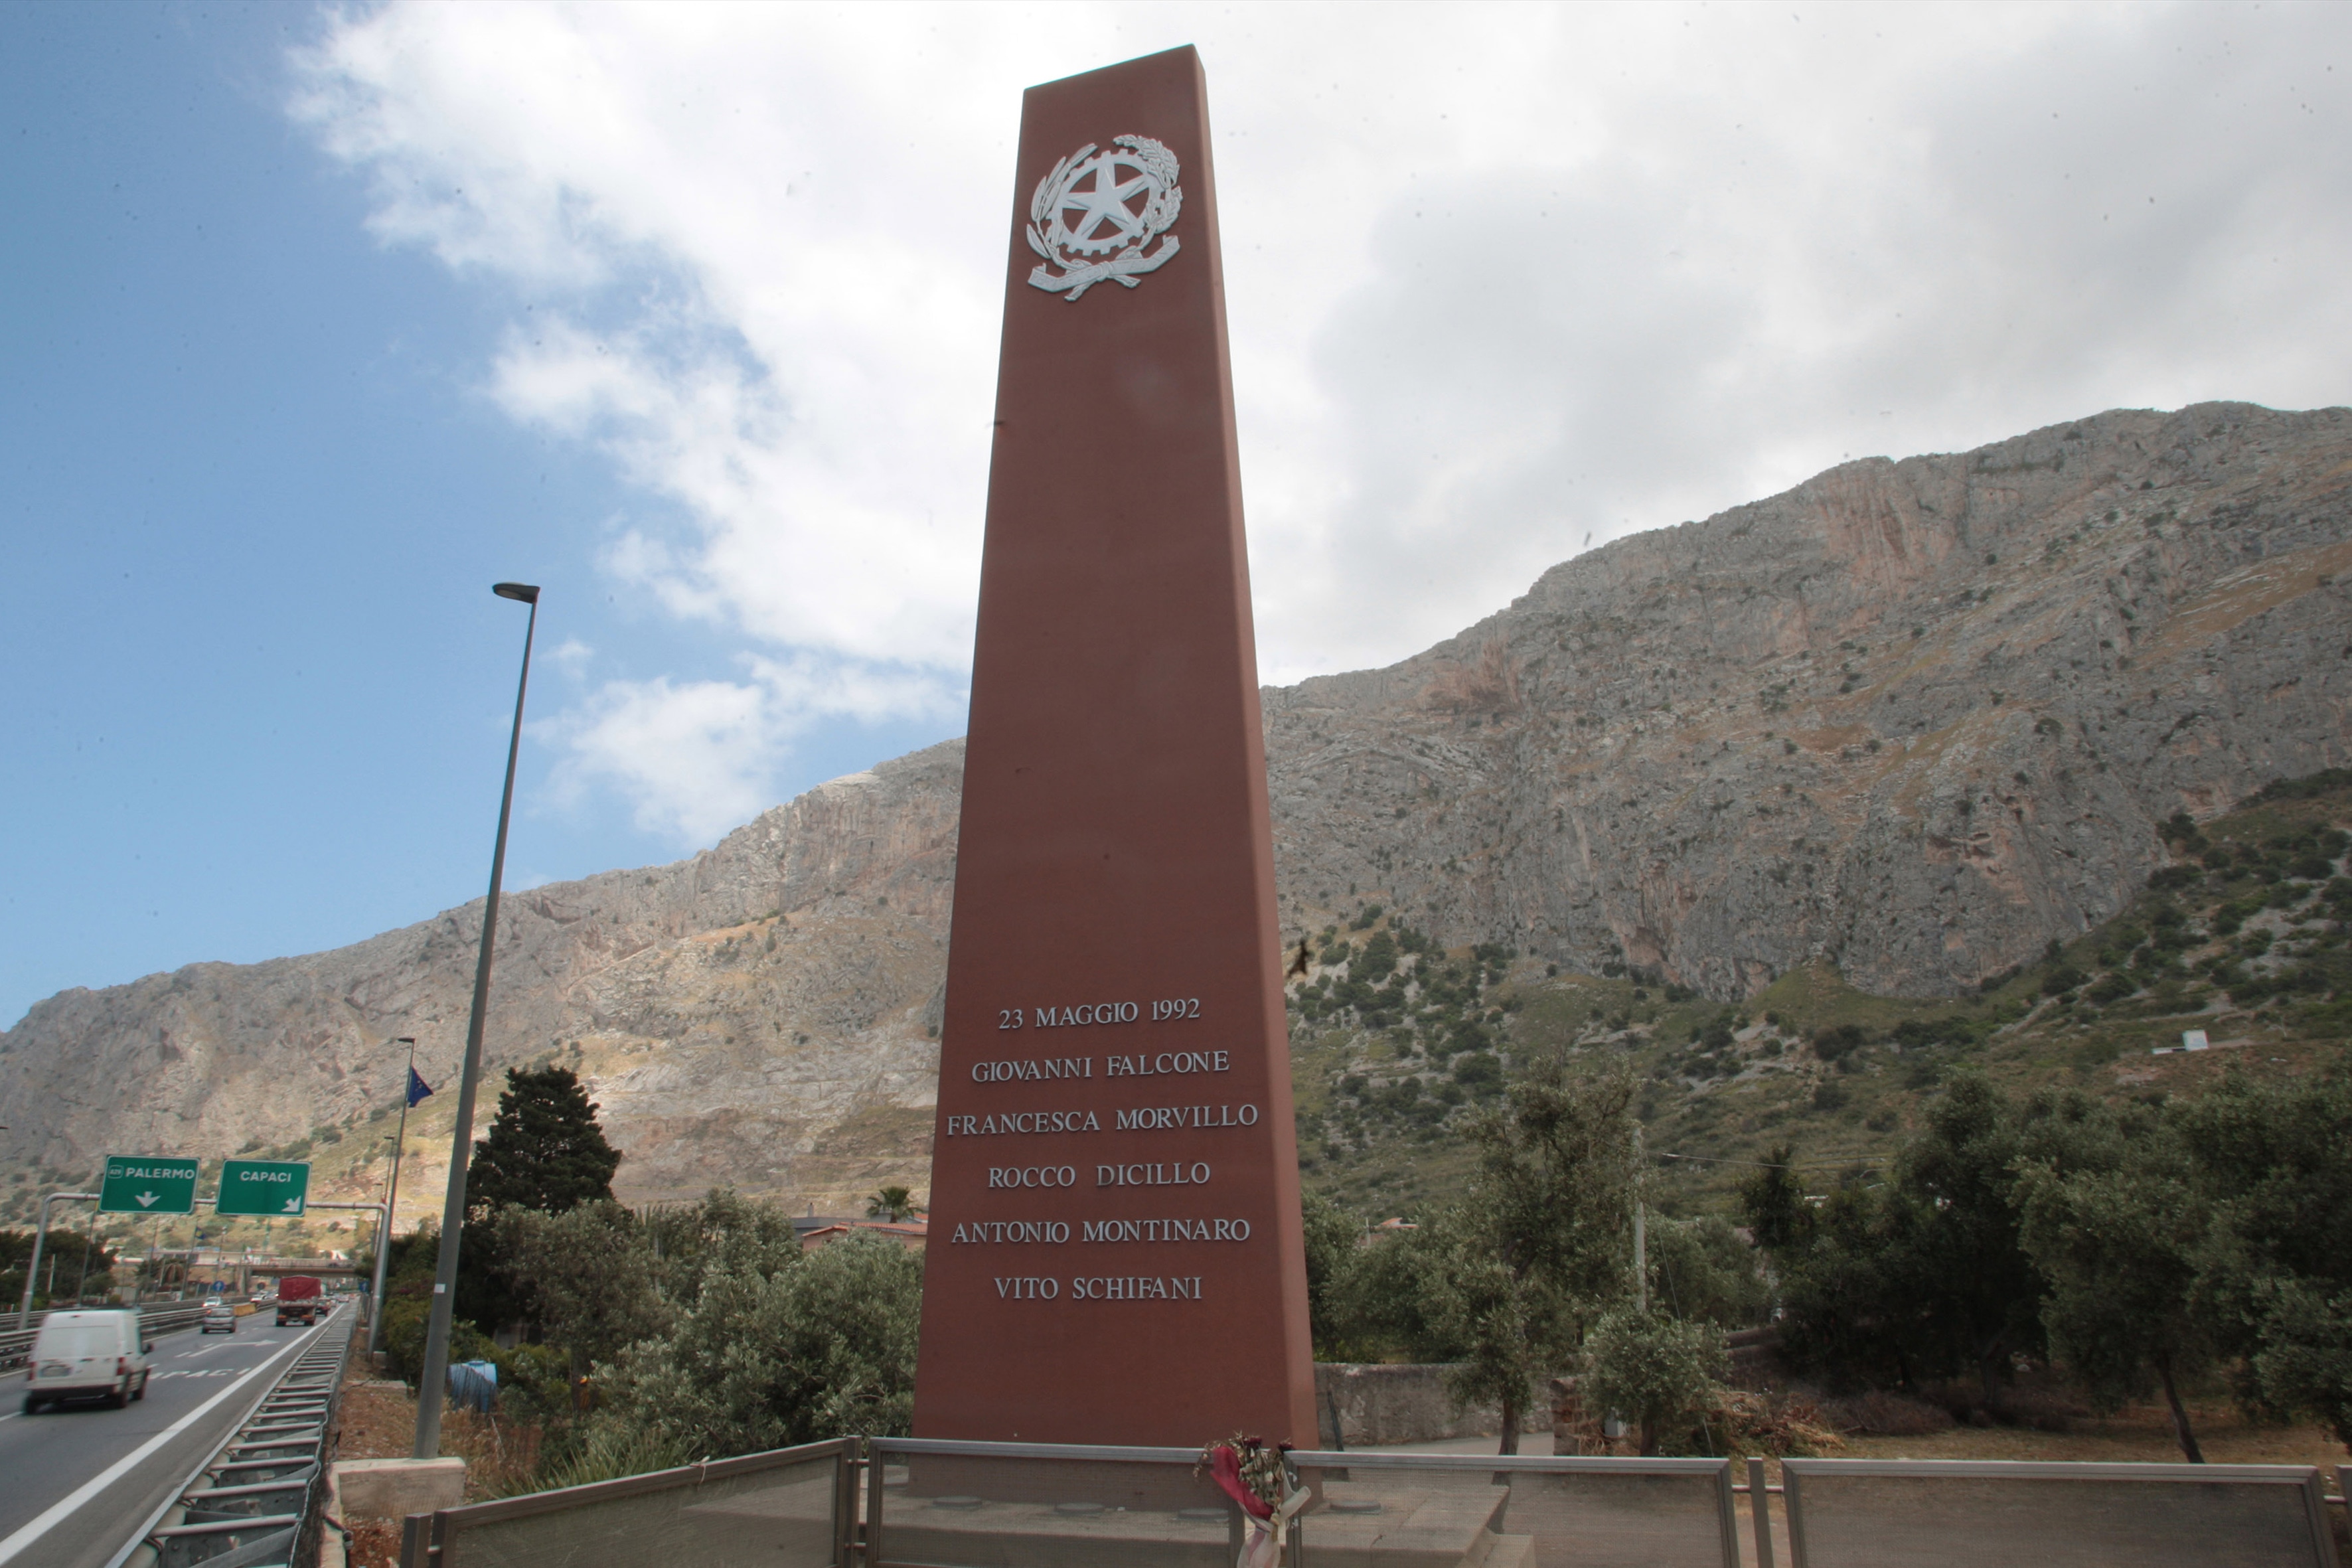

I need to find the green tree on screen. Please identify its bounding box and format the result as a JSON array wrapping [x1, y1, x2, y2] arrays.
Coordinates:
[[2242, 1280, 2352, 1452], [466, 1065, 623, 1218], [643, 1188, 805, 1305], [866, 1186, 924, 1222], [1737, 1145, 1813, 1252], [1645, 1214, 1768, 1329], [1428, 1057, 1637, 1453], [1747, 1075, 2058, 1399], [2015, 1099, 2214, 1460], [1348, 1220, 1456, 1361], [1299, 1190, 1363, 1359], [1897, 1075, 2049, 1397], [1579, 1305, 1730, 1455], [0, 1227, 110, 1310], [495, 1202, 673, 1370], [457, 1065, 623, 1334], [595, 1229, 922, 1456], [2173, 1059, 2352, 1448]]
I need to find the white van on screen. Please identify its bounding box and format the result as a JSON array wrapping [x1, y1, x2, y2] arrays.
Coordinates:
[[23, 1310, 151, 1413]]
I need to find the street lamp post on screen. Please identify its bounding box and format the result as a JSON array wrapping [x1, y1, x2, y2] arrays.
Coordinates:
[[414, 583, 540, 1460], [367, 1035, 418, 1354]]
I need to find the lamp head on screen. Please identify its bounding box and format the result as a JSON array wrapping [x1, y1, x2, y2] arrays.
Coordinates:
[[492, 582, 540, 604]]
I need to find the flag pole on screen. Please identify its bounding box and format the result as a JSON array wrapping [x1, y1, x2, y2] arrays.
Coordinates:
[[368, 1036, 420, 1356]]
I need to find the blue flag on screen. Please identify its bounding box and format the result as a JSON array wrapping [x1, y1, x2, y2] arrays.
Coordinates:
[[407, 1066, 434, 1107]]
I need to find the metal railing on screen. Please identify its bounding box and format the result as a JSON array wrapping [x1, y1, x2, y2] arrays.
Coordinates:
[[868, 1438, 1741, 1568], [121, 1301, 356, 1568], [1779, 1456, 2339, 1568], [399, 1439, 854, 1568], [389, 1435, 2352, 1568], [0, 1302, 214, 1372]]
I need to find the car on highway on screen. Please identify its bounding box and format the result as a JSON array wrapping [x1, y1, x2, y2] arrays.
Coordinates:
[[199, 1300, 238, 1334], [23, 1310, 151, 1413]]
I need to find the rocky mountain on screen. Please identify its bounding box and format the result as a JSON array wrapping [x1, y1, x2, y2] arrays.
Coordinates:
[[3, 400, 2346, 1225], [1265, 400, 2351, 998]]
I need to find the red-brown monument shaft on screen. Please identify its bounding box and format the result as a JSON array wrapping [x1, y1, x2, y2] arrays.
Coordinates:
[[911, 46, 1317, 1447]]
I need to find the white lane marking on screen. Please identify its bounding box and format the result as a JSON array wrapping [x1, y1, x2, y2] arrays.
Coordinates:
[[169, 1340, 241, 1362], [0, 1315, 325, 1566]]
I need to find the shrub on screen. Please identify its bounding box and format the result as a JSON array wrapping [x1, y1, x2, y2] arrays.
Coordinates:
[[1454, 1053, 1504, 1095], [2040, 965, 2085, 998], [594, 1231, 921, 1456], [1812, 1025, 1868, 1062], [1580, 1307, 1729, 1455], [2086, 973, 2136, 1005]]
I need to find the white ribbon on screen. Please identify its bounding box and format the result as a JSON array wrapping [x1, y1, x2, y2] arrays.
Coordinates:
[[1028, 237, 1182, 301], [1237, 1484, 1311, 1568]]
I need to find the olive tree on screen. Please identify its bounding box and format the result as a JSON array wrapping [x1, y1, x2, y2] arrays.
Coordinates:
[[1579, 1306, 1729, 1455], [1427, 1058, 1638, 1453]]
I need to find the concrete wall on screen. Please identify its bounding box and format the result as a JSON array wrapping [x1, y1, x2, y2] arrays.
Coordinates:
[[1312, 1364, 1549, 1448]]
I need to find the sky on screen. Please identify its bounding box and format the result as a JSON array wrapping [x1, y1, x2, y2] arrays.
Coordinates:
[[2, 1, 2347, 1028]]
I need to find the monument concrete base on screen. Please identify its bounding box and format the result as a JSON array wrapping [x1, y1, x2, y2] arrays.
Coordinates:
[[1308, 1478, 1514, 1567]]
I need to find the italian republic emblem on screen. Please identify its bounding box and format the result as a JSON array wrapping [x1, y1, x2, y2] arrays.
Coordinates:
[[1026, 135, 1183, 301]]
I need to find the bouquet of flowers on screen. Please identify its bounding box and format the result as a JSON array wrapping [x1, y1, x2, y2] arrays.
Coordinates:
[[1196, 1433, 1308, 1568]]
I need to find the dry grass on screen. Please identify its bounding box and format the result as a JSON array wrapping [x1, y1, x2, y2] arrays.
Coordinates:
[[334, 1363, 545, 1500], [334, 1380, 418, 1463], [1835, 1400, 2345, 1470], [341, 1519, 400, 1568], [1843, 1410, 2342, 1476]]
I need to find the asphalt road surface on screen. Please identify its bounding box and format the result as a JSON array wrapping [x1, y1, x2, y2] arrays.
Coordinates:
[[0, 1304, 344, 1568]]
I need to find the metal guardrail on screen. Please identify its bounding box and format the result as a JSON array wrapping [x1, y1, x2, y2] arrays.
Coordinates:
[[119, 1302, 355, 1568], [0, 1301, 216, 1372]]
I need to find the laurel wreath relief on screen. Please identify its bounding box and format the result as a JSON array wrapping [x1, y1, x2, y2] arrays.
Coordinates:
[[1026, 135, 1184, 301]]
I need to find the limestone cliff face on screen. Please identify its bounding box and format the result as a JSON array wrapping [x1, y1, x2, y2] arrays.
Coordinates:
[[0, 740, 963, 1213], [1265, 402, 2352, 999], [3, 402, 2346, 1209]]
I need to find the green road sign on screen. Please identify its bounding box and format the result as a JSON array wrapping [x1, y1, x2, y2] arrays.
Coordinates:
[[216, 1158, 311, 1217], [98, 1155, 198, 1215]]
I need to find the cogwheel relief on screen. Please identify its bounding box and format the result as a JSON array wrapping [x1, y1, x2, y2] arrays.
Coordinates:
[[1026, 135, 1183, 301]]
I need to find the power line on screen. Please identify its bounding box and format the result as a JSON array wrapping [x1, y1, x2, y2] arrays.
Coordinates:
[[1656, 1151, 1889, 1170]]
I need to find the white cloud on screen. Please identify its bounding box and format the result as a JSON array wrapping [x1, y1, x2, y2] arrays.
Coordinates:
[[550, 638, 593, 677], [540, 657, 964, 844], [293, 0, 2352, 816]]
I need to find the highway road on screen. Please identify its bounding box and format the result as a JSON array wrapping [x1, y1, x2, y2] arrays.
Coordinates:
[[0, 1305, 345, 1568]]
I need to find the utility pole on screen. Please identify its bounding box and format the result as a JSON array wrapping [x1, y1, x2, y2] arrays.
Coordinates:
[[15, 1192, 97, 1328], [73, 1204, 102, 1304], [1632, 1125, 1648, 1312]]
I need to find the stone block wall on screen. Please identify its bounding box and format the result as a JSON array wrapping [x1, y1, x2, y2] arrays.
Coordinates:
[[1311, 1363, 1549, 1448]]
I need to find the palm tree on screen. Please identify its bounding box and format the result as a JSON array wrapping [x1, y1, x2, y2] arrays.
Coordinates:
[[866, 1186, 925, 1223]]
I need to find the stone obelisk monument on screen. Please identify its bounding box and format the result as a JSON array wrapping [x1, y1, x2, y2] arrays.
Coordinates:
[[911, 46, 1316, 1448]]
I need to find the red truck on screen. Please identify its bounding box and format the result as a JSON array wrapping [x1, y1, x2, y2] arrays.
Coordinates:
[[274, 1276, 323, 1326]]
